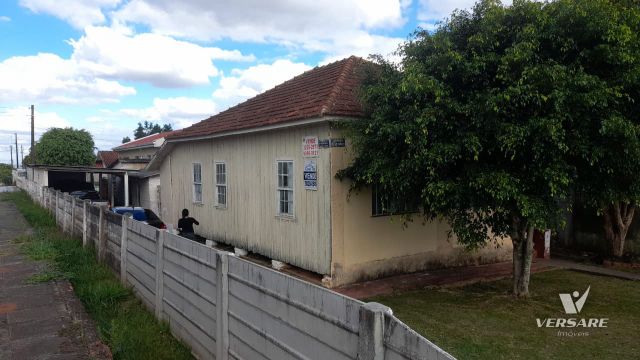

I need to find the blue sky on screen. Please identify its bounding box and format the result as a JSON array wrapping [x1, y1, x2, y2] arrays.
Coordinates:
[[0, 0, 480, 165]]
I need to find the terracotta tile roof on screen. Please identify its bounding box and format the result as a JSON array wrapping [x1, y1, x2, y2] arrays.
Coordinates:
[[97, 151, 119, 168], [169, 56, 366, 141], [114, 130, 179, 151]]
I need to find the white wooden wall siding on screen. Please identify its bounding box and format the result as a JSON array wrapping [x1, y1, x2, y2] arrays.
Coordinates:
[[160, 123, 333, 275]]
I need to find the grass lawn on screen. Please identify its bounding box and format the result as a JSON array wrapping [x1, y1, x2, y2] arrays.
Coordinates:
[[2, 191, 193, 360], [369, 270, 639, 360]]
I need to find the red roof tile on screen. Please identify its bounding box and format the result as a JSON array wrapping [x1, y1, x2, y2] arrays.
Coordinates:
[[169, 56, 366, 141], [97, 151, 119, 168], [114, 130, 179, 150]]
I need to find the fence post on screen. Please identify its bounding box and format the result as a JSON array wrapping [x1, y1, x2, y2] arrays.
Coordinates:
[[216, 252, 229, 360], [71, 197, 76, 236], [154, 230, 165, 319], [98, 206, 107, 262], [82, 201, 88, 247], [120, 216, 128, 284], [358, 302, 391, 360]]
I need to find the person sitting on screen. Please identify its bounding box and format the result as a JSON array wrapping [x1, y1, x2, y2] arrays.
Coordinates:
[[177, 208, 199, 240]]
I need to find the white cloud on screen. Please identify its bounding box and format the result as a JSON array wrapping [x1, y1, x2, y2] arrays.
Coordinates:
[[0, 16, 11, 22], [0, 53, 136, 104], [120, 97, 217, 129], [112, 0, 406, 58], [0, 106, 71, 164], [70, 26, 255, 88], [19, 0, 121, 28], [213, 59, 312, 108], [0, 106, 71, 135]]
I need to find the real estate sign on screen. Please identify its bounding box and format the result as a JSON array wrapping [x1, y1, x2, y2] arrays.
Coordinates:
[[302, 136, 319, 158], [304, 159, 317, 190]]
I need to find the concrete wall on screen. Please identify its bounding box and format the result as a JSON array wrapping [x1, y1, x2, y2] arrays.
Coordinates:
[[19, 180, 454, 360], [329, 131, 512, 286], [159, 123, 333, 275]]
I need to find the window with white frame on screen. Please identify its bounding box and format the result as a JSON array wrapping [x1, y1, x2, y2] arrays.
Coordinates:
[[215, 162, 227, 207], [192, 162, 202, 203], [277, 160, 294, 216]]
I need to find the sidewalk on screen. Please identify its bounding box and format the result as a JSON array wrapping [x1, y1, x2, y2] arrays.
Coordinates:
[[335, 256, 639, 300], [547, 258, 640, 281], [0, 200, 110, 359]]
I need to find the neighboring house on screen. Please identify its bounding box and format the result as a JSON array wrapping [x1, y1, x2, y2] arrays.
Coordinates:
[[113, 131, 179, 215], [148, 56, 511, 287], [95, 151, 119, 169]]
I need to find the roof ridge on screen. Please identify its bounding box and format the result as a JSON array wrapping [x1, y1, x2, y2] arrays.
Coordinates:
[[321, 56, 358, 116]]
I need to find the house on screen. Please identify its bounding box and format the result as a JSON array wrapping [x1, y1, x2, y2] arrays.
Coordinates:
[[112, 131, 180, 214], [148, 56, 511, 287], [95, 151, 119, 169]]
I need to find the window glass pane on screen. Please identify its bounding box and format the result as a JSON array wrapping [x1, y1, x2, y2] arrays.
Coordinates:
[[217, 185, 226, 205], [193, 163, 202, 183], [194, 183, 202, 202], [216, 163, 226, 185]]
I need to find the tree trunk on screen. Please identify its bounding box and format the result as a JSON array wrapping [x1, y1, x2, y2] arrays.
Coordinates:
[[603, 202, 635, 258], [511, 219, 534, 297]]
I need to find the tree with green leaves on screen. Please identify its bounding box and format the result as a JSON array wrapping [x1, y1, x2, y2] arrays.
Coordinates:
[[122, 136, 131, 144], [133, 121, 173, 139], [29, 128, 95, 166], [0, 163, 12, 185], [340, 0, 639, 296], [564, 0, 640, 258]]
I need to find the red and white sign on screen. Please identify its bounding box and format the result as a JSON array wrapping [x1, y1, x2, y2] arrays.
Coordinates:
[[302, 136, 319, 158]]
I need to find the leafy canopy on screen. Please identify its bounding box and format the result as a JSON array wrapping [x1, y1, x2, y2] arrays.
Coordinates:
[[31, 128, 95, 166], [340, 0, 639, 247], [0, 163, 12, 185]]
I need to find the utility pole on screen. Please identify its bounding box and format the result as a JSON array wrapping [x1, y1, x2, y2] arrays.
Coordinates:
[[30, 105, 35, 164], [10, 145, 13, 168], [20, 145, 24, 168], [14, 133, 18, 169]]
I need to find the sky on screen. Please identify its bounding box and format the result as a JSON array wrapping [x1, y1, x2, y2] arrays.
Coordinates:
[[0, 0, 482, 165]]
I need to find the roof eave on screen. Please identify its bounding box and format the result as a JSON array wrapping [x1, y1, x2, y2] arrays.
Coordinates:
[[146, 115, 360, 171]]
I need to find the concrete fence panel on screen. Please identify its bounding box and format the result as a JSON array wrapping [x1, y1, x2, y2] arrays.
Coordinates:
[[73, 199, 84, 238], [125, 219, 158, 311], [226, 255, 361, 360], [86, 205, 101, 249], [63, 194, 73, 234], [162, 232, 218, 359], [383, 314, 454, 360], [104, 211, 123, 273]]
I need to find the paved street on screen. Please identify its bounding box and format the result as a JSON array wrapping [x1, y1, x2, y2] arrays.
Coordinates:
[[0, 199, 110, 359]]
